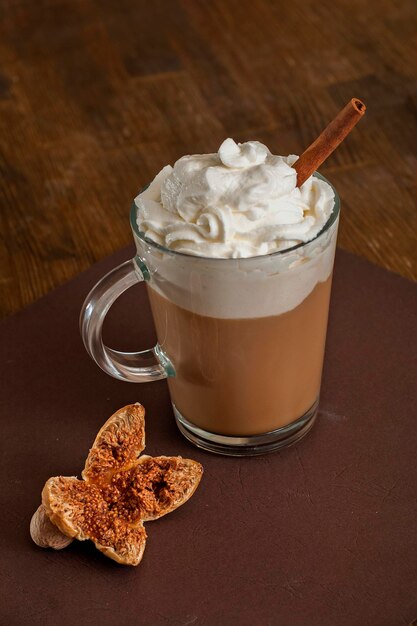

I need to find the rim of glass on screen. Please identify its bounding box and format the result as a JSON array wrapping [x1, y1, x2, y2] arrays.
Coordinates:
[[130, 172, 340, 262]]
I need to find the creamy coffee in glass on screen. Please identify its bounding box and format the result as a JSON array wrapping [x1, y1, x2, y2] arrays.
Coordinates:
[[80, 139, 339, 455]]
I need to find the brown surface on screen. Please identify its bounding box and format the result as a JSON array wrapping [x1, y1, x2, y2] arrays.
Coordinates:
[[1, 0, 417, 319], [1, 245, 417, 625]]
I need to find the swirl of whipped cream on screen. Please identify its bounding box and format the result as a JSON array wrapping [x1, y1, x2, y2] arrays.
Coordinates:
[[135, 139, 335, 258]]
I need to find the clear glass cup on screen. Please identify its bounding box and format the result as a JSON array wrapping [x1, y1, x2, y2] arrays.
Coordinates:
[[80, 174, 340, 456]]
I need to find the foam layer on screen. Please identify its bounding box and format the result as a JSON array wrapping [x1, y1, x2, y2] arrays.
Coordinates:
[[136, 216, 338, 319]]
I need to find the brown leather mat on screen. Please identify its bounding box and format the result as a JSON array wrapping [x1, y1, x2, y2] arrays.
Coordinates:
[[1, 247, 416, 625]]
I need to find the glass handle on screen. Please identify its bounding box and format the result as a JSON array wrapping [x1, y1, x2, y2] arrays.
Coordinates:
[[80, 258, 173, 382]]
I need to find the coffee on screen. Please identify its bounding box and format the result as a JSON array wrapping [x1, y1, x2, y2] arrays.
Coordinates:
[[80, 132, 353, 452], [148, 275, 332, 436], [130, 138, 339, 451]]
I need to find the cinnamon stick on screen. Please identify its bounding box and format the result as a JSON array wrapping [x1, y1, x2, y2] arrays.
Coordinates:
[[293, 98, 366, 187]]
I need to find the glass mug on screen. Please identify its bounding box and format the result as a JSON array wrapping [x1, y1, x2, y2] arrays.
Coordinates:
[[80, 174, 340, 456]]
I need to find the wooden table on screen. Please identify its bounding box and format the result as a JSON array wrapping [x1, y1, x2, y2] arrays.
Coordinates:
[[1, 0, 416, 319]]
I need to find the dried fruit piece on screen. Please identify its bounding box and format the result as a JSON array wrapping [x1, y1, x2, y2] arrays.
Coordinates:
[[83, 403, 146, 484], [30, 504, 73, 550], [32, 403, 203, 566]]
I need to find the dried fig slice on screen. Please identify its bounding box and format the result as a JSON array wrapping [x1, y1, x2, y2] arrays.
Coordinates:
[[82, 403, 145, 483], [135, 456, 204, 521], [42, 476, 96, 540], [30, 504, 73, 549], [42, 476, 148, 566]]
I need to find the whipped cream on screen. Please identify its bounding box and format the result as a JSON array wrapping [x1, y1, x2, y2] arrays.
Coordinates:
[[135, 139, 335, 259]]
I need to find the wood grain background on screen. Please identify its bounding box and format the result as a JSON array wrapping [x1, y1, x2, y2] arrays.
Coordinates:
[[1, 0, 416, 319]]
